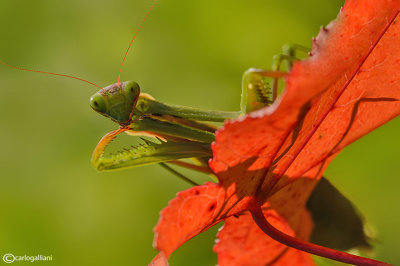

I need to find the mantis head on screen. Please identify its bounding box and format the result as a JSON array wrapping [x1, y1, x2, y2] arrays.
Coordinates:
[[89, 81, 140, 125]]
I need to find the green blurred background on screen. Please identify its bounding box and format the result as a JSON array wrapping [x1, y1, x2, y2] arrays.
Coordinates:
[[0, 0, 399, 265]]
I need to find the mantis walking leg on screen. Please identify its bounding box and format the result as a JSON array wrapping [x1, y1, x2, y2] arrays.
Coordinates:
[[159, 163, 200, 186], [271, 44, 310, 99]]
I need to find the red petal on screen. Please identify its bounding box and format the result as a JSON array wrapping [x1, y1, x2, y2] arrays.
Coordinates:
[[271, 4, 400, 185], [153, 182, 249, 258], [149, 253, 168, 266], [214, 208, 314, 266], [210, 0, 400, 198]]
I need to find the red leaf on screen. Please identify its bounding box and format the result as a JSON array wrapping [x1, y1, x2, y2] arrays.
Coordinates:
[[153, 0, 400, 264], [215, 211, 314, 266], [153, 183, 225, 258], [210, 0, 400, 196], [215, 180, 315, 266], [149, 253, 168, 266]]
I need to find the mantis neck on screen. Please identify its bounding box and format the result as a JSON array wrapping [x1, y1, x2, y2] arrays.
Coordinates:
[[136, 96, 241, 122]]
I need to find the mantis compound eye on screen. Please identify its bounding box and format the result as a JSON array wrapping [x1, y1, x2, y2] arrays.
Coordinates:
[[90, 93, 107, 113], [123, 81, 140, 102]]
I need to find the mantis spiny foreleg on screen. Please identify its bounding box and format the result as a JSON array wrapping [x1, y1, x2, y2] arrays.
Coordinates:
[[241, 44, 310, 114]]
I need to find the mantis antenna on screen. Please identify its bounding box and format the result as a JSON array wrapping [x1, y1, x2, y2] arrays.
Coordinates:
[[0, 59, 103, 90], [117, 0, 158, 87]]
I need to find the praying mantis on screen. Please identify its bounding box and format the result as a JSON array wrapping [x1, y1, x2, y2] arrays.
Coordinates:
[[89, 46, 308, 178], [80, 0, 310, 178]]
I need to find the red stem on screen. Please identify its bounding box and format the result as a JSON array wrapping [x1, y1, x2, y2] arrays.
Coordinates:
[[249, 202, 392, 266]]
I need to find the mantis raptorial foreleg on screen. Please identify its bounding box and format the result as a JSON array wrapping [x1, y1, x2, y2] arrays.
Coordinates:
[[91, 127, 130, 168], [241, 69, 287, 114], [241, 44, 310, 114]]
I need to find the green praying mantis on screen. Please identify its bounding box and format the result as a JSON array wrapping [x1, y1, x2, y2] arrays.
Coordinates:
[[89, 44, 309, 180], [71, 0, 312, 181]]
